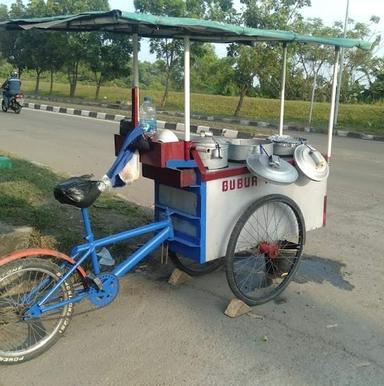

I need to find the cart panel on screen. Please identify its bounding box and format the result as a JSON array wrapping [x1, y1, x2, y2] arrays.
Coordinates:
[[205, 173, 326, 262]]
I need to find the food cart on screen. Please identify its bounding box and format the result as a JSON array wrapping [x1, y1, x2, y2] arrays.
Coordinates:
[[0, 11, 371, 363]]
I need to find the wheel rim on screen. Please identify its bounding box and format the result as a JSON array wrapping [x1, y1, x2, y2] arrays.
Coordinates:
[[0, 266, 72, 359], [230, 198, 304, 303]]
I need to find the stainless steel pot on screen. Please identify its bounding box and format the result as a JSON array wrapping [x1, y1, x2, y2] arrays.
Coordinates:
[[227, 138, 274, 161], [193, 133, 228, 170], [269, 135, 307, 156]]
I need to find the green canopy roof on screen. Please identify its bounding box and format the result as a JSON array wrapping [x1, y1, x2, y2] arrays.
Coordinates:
[[0, 9, 371, 50]]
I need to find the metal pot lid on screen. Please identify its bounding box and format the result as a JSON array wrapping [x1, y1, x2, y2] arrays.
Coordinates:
[[193, 133, 227, 147], [294, 144, 329, 181], [246, 154, 298, 185], [268, 134, 306, 145]]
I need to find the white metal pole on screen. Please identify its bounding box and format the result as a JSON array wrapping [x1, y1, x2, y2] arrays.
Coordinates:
[[184, 37, 191, 141], [334, 0, 350, 126], [327, 47, 340, 161], [279, 43, 288, 136], [132, 33, 139, 88]]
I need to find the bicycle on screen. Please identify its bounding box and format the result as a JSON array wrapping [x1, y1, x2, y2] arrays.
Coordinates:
[[0, 174, 176, 364]]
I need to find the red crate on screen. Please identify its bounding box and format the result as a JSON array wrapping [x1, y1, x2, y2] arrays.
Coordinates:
[[142, 164, 196, 188], [140, 141, 186, 168]]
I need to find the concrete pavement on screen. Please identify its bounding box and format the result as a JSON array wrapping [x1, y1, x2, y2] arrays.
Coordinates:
[[1, 108, 384, 385]]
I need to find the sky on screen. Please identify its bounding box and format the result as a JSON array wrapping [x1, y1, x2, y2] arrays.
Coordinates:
[[1, 0, 383, 60]]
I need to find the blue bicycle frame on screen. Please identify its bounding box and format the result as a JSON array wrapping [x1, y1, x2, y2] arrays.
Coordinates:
[[26, 207, 174, 318]]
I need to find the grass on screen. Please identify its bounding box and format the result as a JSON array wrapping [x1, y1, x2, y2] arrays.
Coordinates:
[[22, 80, 384, 135], [0, 155, 152, 256]]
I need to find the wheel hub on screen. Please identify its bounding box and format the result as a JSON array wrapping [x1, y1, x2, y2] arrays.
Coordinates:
[[259, 242, 279, 259]]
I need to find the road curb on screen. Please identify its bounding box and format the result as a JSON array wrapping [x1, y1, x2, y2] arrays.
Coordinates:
[[24, 101, 384, 142]]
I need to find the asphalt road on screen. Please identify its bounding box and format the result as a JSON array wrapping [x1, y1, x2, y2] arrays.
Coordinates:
[[1, 108, 384, 385]]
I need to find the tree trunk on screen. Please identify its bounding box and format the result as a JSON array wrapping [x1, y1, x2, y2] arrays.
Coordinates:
[[49, 69, 54, 94], [94, 73, 102, 100], [34, 69, 41, 93], [234, 85, 248, 117], [68, 62, 79, 98], [160, 69, 171, 108]]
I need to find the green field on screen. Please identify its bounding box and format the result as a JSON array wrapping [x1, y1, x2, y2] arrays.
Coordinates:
[[0, 155, 150, 254], [22, 80, 384, 135]]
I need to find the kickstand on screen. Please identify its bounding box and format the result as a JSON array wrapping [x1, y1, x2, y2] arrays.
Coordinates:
[[161, 243, 169, 265]]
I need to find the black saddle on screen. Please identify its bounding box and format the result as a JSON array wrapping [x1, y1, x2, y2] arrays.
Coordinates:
[[54, 175, 102, 208]]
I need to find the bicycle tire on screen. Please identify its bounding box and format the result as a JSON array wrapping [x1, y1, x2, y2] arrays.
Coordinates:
[[225, 194, 305, 306], [0, 257, 73, 364]]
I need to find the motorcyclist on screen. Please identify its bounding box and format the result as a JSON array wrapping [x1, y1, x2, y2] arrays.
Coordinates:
[[1, 70, 21, 108]]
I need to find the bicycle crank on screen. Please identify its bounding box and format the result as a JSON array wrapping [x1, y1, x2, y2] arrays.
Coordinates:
[[88, 273, 119, 307]]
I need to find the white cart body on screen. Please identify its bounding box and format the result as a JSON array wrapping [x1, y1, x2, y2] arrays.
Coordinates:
[[156, 164, 326, 263]]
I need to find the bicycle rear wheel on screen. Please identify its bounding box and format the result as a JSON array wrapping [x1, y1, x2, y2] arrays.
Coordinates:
[[0, 258, 73, 364], [225, 195, 305, 306]]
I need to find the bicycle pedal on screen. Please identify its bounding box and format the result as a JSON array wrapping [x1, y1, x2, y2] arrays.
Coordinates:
[[87, 274, 103, 290]]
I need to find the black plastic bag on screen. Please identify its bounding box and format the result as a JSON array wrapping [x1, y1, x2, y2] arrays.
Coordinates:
[[54, 175, 101, 208]]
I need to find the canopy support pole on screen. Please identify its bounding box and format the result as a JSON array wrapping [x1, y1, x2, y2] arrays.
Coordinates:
[[279, 43, 288, 136], [327, 47, 340, 161], [184, 37, 190, 142], [132, 33, 139, 127]]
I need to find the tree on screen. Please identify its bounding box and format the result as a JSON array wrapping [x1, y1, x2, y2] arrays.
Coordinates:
[[366, 59, 384, 101], [341, 17, 381, 103], [0, 4, 8, 21], [46, 0, 110, 97], [134, 0, 236, 107], [190, 45, 236, 95], [230, 0, 311, 116], [85, 33, 132, 99]]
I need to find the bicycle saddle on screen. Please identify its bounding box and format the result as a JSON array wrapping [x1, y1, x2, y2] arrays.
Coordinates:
[[54, 175, 102, 208]]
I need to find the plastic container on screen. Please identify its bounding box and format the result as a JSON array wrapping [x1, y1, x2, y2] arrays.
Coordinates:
[[139, 96, 157, 134]]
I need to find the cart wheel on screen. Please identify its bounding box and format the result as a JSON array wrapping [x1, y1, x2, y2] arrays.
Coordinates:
[[169, 251, 223, 277], [225, 194, 305, 306]]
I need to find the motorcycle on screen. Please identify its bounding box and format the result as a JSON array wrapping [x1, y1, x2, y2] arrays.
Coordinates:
[[1, 92, 24, 114]]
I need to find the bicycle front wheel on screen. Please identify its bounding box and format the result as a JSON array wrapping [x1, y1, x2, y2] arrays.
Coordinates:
[[0, 258, 73, 364], [225, 195, 305, 306]]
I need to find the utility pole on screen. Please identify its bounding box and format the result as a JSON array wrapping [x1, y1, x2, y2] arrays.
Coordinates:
[[334, 0, 350, 126]]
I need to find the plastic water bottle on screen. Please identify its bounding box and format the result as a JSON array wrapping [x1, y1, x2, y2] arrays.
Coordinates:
[[139, 96, 157, 135]]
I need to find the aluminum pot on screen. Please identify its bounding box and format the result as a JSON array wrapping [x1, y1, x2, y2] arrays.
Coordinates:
[[269, 135, 307, 156], [193, 135, 229, 170], [227, 138, 274, 161]]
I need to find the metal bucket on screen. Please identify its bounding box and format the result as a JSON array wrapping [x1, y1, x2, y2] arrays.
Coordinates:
[[269, 135, 307, 156], [227, 138, 274, 161]]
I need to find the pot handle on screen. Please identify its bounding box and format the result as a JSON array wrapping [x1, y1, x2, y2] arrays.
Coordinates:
[[212, 144, 223, 159], [195, 145, 209, 153], [307, 145, 325, 168], [268, 155, 281, 168]]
